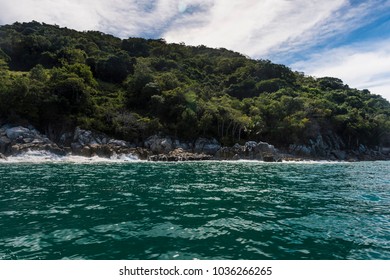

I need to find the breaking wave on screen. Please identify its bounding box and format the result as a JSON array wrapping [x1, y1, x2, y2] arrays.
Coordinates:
[[0, 150, 141, 163]]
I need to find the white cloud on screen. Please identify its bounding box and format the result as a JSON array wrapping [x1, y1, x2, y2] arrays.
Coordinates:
[[0, 0, 208, 37], [291, 40, 390, 101], [0, 0, 387, 55], [164, 0, 349, 56]]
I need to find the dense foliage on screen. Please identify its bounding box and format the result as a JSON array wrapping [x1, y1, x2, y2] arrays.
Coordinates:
[[1, 21, 390, 148]]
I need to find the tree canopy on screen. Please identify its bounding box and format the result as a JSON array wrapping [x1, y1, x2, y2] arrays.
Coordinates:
[[1, 21, 390, 148]]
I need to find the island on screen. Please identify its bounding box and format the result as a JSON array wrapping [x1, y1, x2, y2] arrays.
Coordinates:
[[1, 21, 390, 161]]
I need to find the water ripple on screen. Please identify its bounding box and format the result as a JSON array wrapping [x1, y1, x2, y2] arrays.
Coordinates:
[[0, 161, 389, 259]]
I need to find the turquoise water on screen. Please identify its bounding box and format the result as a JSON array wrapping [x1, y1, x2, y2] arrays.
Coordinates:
[[0, 161, 389, 260]]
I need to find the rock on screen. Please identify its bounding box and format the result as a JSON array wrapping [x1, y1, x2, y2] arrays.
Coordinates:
[[244, 141, 257, 152], [148, 148, 212, 161], [232, 154, 240, 160], [73, 127, 112, 146], [80, 146, 92, 157], [289, 144, 312, 156], [108, 139, 130, 147], [213, 140, 280, 161], [214, 147, 236, 160], [6, 126, 32, 140], [0, 153, 7, 160], [10, 143, 65, 156], [70, 142, 83, 154], [144, 135, 173, 154], [194, 138, 221, 154], [331, 150, 346, 161], [173, 140, 192, 151], [1, 125, 66, 156], [263, 154, 280, 162], [59, 132, 73, 146], [257, 141, 277, 154], [0, 136, 11, 154]]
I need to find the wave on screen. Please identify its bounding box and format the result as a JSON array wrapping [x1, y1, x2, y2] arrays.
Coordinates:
[[0, 150, 142, 163], [0, 150, 351, 164]]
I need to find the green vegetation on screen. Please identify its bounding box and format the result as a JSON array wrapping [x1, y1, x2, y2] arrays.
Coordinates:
[[1, 21, 390, 148]]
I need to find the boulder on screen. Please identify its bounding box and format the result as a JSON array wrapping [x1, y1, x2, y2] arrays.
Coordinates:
[[194, 138, 221, 154], [257, 141, 277, 154], [73, 127, 112, 146], [244, 141, 257, 152], [144, 135, 173, 154], [0, 153, 7, 160], [6, 126, 33, 140]]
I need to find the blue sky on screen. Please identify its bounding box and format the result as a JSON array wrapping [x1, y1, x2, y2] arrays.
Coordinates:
[[0, 0, 389, 100]]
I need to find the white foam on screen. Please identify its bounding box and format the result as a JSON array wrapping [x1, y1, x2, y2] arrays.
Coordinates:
[[0, 150, 350, 164], [0, 150, 143, 164]]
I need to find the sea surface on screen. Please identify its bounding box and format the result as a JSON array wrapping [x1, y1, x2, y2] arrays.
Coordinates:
[[0, 158, 389, 260]]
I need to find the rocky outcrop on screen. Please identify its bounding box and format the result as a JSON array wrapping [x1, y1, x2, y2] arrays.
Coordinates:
[[144, 135, 175, 154], [69, 127, 144, 159], [214, 141, 281, 161], [0, 125, 146, 160], [1, 124, 389, 161], [148, 148, 212, 161], [144, 135, 221, 155], [287, 133, 390, 161], [288, 134, 345, 158], [0, 125, 65, 156], [194, 138, 221, 154]]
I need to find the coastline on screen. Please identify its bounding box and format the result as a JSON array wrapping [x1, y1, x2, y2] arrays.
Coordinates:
[[1, 124, 390, 163]]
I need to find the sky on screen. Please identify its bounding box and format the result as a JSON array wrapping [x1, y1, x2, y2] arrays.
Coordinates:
[[0, 0, 389, 100]]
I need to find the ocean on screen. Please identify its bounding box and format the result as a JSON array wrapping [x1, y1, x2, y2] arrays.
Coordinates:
[[0, 157, 389, 260]]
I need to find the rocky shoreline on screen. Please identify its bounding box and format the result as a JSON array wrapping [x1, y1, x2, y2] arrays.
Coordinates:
[[1, 124, 390, 162]]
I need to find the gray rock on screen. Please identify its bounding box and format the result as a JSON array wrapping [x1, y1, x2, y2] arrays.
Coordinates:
[[71, 142, 83, 154], [0, 153, 7, 160], [289, 144, 312, 156], [108, 139, 129, 147], [331, 150, 346, 160], [6, 126, 34, 140], [257, 141, 277, 154], [59, 132, 73, 146], [144, 135, 173, 154], [232, 154, 240, 160], [244, 141, 257, 152], [74, 127, 112, 146], [194, 138, 221, 154], [173, 140, 192, 151]]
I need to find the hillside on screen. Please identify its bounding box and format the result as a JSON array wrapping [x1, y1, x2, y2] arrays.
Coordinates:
[[1, 21, 390, 157]]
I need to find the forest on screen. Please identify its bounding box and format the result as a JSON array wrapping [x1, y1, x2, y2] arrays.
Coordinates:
[[1, 21, 390, 149]]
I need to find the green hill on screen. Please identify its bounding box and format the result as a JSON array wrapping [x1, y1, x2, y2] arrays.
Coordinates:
[[1, 21, 390, 151]]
